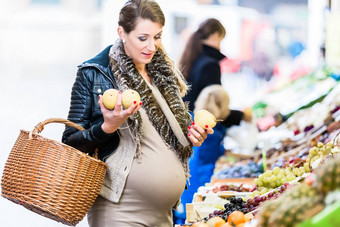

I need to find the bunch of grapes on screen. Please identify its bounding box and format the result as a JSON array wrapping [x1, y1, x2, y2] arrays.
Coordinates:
[[305, 142, 333, 167], [246, 183, 289, 211], [219, 184, 251, 192], [206, 197, 249, 221], [254, 166, 296, 191]]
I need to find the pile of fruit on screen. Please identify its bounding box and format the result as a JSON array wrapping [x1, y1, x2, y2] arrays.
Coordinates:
[[212, 183, 252, 193], [191, 210, 250, 227], [252, 142, 335, 196], [257, 150, 340, 227], [214, 161, 263, 179]]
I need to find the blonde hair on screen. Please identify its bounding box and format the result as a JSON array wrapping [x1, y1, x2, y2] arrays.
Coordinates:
[[194, 85, 231, 120]]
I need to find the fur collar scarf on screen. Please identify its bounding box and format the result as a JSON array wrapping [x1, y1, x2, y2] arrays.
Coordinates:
[[108, 40, 193, 176]]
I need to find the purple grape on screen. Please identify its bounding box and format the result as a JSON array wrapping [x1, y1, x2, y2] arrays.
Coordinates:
[[254, 196, 261, 203]]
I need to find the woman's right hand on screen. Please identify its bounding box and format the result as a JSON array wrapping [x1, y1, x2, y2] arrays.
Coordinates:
[[98, 91, 142, 134]]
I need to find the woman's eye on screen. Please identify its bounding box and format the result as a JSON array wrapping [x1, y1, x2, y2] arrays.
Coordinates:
[[155, 35, 162, 40], [138, 37, 147, 41]]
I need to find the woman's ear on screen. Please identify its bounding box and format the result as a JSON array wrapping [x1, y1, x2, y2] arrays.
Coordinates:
[[117, 26, 126, 40]]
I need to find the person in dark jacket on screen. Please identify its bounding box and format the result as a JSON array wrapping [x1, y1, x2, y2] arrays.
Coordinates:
[[179, 18, 227, 112], [62, 0, 213, 226], [174, 85, 252, 224]]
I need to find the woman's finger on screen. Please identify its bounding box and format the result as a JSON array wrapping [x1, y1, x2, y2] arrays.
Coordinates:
[[132, 101, 143, 114], [188, 125, 205, 141], [205, 126, 214, 135], [190, 122, 206, 135], [187, 133, 203, 147], [114, 91, 123, 112]]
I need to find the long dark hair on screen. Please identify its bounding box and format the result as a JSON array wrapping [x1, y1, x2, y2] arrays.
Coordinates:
[[179, 18, 226, 80], [118, 0, 165, 34]]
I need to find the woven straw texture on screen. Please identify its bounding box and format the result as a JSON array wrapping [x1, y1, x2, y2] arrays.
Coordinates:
[[1, 118, 107, 226]]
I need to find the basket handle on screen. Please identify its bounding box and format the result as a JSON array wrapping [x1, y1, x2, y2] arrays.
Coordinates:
[[29, 118, 85, 139], [28, 118, 101, 159]]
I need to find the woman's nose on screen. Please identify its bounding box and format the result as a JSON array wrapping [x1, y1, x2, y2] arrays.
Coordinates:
[[147, 39, 156, 51]]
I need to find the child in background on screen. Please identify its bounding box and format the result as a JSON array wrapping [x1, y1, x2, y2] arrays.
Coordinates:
[[175, 84, 252, 224]]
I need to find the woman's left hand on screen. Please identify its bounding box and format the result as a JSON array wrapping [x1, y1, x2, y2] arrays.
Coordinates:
[[187, 122, 214, 147]]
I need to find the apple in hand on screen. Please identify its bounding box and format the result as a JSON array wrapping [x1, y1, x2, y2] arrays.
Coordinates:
[[122, 89, 141, 109], [194, 110, 217, 129], [102, 89, 118, 110]]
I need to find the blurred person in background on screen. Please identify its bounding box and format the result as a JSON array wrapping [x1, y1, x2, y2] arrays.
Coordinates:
[[174, 85, 252, 224], [179, 18, 227, 112], [62, 0, 213, 226]]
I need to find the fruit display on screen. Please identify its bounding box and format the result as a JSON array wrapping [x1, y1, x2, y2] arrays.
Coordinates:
[[213, 183, 252, 193], [194, 110, 217, 129], [257, 183, 324, 227], [180, 83, 340, 226], [256, 150, 340, 227], [204, 197, 249, 221], [315, 152, 340, 195], [252, 141, 336, 196], [191, 210, 250, 227], [213, 161, 263, 179]]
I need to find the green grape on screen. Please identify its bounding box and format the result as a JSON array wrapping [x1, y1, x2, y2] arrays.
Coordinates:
[[264, 170, 272, 177], [304, 163, 311, 172], [260, 187, 268, 194], [317, 142, 324, 148], [326, 142, 334, 149], [309, 147, 318, 156], [272, 166, 280, 175], [271, 175, 277, 182], [292, 168, 299, 176], [259, 174, 264, 181], [298, 167, 305, 176], [277, 173, 284, 180], [270, 181, 277, 188], [281, 177, 287, 185], [286, 174, 296, 181]]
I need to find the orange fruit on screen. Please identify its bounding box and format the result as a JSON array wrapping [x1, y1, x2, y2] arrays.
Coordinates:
[[192, 222, 209, 227], [220, 223, 233, 227], [236, 224, 245, 227], [244, 215, 251, 222], [206, 216, 226, 227], [227, 211, 246, 226]]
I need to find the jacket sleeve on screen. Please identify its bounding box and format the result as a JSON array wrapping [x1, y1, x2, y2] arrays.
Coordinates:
[[62, 68, 113, 154], [222, 110, 244, 128]]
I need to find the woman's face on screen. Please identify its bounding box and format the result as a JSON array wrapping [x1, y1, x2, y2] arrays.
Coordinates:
[[119, 18, 163, 69]]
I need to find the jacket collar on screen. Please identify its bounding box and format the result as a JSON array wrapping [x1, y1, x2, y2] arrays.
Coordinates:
[[83, 45, 112, 67], [202, 44, 226, 61]]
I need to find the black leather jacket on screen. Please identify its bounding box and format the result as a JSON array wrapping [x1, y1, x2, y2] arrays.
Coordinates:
[[62, 45, 119, 161], [183, 44, 226, 111]]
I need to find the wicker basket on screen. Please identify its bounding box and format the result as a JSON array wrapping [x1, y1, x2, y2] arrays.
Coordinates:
[[1, 118, 107, 226]]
